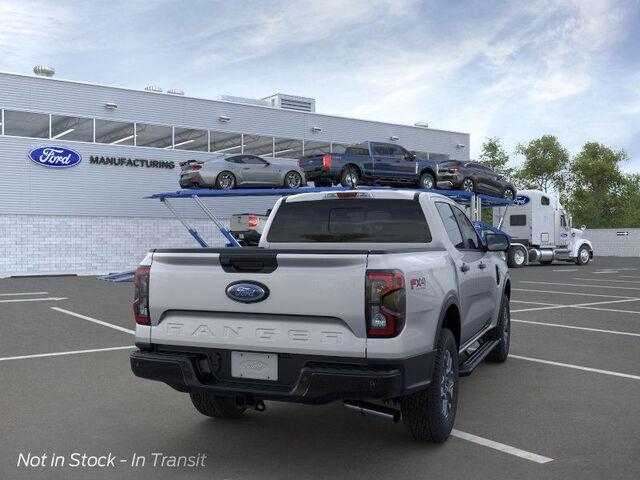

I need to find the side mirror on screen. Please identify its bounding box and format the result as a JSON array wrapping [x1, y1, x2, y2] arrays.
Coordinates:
[[405, 151, 416, 160], [485, 233, 510, 252], [581, 225, 586, 231]]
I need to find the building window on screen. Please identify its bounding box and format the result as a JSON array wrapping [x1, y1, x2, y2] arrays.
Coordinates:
[[303, 140, 331, 156], [211, 131, 242, 154], [173, 127, 208, 151], [95, 119, 134, 145], [274, 137, 303, 158], [51, 115, 93, 142], [135, 123, 172, 148], [3, 110, 49, 139], [331, 143, 349, 154], [243, 135, 274, 156]]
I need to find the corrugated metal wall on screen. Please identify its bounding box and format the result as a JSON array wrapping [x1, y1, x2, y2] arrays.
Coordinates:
[[584, 229, 640, 257], [0, 71, 470, 220]]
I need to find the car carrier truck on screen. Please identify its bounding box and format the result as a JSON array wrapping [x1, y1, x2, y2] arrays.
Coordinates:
[[493, 189, 593, 267]]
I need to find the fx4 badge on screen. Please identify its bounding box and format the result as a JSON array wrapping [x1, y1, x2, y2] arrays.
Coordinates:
[[410, 277, 427, 290]]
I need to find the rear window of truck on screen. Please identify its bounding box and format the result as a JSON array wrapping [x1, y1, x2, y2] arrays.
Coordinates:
[[267, 199, 431, 243]]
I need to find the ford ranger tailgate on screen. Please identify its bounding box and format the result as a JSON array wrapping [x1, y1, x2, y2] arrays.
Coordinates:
[[148, 249, 368, 357]]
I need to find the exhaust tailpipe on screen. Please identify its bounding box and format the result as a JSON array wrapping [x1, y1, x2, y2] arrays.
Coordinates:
[[343, 400, 401, 423]]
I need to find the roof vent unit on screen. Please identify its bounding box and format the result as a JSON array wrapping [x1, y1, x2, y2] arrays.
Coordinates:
[[262, 93, 316, 113], [167, 88, 185, 96], [217, 95, 270, 107], [144, 85, 163, 93], [33, 65, 55, 77]]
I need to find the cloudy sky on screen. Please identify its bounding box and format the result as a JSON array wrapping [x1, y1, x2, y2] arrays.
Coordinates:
[[1, 0, 639, 169]]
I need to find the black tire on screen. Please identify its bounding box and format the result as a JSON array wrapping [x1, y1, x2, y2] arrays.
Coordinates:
[[503, 188, 515, 200], [314, 179, 333, 187], [190, 392, 246, 419], [401, 328, 458, 442], [340, 167, 359, 187], [418, 172, 435, 190], [461, 178, 475, 192], [507, 245, 526, 268], [284, 171, 303, 189], [576, 245, 591, 265], [215, 171, 236, 190], [488, 294, 510, 363]]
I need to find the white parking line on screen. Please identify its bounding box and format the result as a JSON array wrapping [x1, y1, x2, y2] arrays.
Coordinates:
[[51, 307, 135, 335], [510, 355, 640, 381], [552, 269, 578, 272], [511, 300, 559, 306], [511, 298, 640, 313], [0, 346, 135, 362], [520, 281, 640, 291], [574, 305, 640, 315], [512, 319, 640, 338], [573, 277, 640, 284], [0, 292, 49, 296], [619, 275, 640, 279], [513, 288, 639, 299], [451, 429, 553, 464], [0, 297, 67, 304]]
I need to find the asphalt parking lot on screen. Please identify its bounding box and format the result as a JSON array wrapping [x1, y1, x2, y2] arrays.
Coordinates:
[[2, 257, 640, 480]]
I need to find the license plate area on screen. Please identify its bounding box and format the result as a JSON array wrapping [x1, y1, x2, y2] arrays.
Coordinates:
[[231, 351, 278, 381]]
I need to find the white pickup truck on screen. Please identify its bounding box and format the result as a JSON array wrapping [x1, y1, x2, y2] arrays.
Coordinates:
[[131, 189, 512, 442]]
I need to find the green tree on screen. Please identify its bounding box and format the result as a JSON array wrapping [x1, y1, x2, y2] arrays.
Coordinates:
[[515, 135, 569, 193], [479, 137, 514, 177], [567, 142, 633, 228]]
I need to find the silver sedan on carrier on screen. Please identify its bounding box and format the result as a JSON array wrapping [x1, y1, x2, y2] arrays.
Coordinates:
[[179, 154, 307, 190]]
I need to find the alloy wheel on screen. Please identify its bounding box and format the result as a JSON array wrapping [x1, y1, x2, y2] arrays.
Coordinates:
[[462, 179, 474, 192], [440, 350, 455, 418], [286, 172, 302, 188], [218, 173, 235, 189]]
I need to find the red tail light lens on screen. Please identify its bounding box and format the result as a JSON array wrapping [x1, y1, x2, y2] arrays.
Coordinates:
[[191, 164, 202, 171], [366, 270, 405, 337], [133, 266, 151, 325], [322, 154, 331, 170]]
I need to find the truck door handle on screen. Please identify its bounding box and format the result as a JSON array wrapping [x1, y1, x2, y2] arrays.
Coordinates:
[[460, 263, 470, 272], [479, 262, 487, 269]]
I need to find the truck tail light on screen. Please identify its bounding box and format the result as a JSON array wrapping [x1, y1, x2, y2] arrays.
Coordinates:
[[248, 215, 259, 229], [322, 154, 331, 170], [366, 270, 405, 337], [133, 266, 150, 325], [191, 164, 202, 171]]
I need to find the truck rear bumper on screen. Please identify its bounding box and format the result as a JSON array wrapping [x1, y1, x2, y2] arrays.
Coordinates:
[[130, 348, 434, 404]]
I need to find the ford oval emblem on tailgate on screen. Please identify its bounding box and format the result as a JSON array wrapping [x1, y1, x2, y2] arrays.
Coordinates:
[[226, 281, 269, 303]]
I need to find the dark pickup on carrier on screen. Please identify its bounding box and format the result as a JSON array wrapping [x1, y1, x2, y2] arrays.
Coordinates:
[[298, 141, 440, 189]]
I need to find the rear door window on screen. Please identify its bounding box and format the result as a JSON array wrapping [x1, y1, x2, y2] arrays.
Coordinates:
[[267, 199, 431, 243], [435, 203, 464, 248], [451, 207, 481, 250]]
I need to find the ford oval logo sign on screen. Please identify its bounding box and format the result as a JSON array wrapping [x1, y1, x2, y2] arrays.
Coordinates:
[[28, 146, 82, 168], [514, 195, 530, 206], [226, 281, 269, 303]]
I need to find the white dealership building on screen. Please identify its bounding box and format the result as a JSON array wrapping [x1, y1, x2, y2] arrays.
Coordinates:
[[0, 68, 470, 276]]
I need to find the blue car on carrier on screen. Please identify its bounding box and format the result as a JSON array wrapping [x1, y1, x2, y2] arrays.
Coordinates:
[[298, 141, 440, 189]]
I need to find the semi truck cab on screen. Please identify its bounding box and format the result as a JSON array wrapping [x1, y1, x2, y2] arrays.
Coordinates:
[[493, 189, 593, 267]]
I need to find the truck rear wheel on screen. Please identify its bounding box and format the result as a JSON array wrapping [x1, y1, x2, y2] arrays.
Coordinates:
[[340, 167, 359, 187], [401, 328, 458, 442], [507, 245, 526, 268], [488, 294, 510, 363], [190, 392, 246, 419]]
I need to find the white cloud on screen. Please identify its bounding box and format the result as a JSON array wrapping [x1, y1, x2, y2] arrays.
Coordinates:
[[0, 1, 75, 66]]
